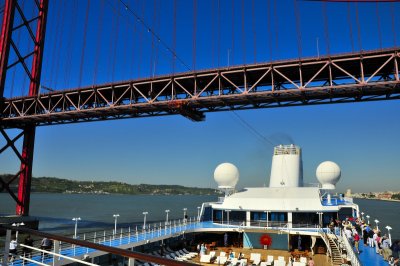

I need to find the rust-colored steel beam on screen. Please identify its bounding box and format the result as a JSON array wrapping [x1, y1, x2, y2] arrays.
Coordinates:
[[1, 48, 400, 129], [1, 225, 196, 266]]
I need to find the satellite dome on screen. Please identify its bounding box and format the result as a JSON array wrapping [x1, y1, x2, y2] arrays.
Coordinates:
[[214, 163, 239, 188], [316, 161, 341, 190]]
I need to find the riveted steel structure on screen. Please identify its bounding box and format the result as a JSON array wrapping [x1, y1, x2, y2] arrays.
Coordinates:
[[0, 0, 48, 216], [1, 48, 400, 128]]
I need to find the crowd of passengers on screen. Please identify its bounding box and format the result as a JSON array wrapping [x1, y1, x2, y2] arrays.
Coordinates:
[[329, 217, 400, 265]]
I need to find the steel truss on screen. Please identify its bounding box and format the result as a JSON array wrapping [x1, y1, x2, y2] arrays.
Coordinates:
[[0, 0, 48, 215], [1, 48, 400, 128]]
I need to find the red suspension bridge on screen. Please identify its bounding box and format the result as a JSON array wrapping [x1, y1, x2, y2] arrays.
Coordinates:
[[0, 0, 399, 216]]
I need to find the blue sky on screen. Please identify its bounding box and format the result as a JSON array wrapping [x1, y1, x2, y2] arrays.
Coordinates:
[[1, 0, 399, 193]]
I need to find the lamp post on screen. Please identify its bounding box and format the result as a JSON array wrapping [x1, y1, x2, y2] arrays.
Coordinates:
[[361, 212, 364, 220], [12, 222, 25, 241], [113, 214, 120, 235], [385, 226, 392, 246], [366, 215, 370, 225], [317, 212, 323, 227], [165, 210, 170, 225], [72, 217, 81, 239], [374, 219, 379, 231], [226, 210, 231, 225], [143, 212, 148, 230], [183, 208, 187, 223], [197, 206, 201, 221]]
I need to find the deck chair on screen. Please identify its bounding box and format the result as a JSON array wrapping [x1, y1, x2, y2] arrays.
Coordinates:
[[220, 251, 226, 257], [278, 256, 285, 261], [200, 254, 212, 263], [293, 262, 306, 266], [273, 260, 286, 266], [266, 255, 274, 266], [299, 257, 307, 264], [210, 251, 216, 258], [250, 253, 261, 265]]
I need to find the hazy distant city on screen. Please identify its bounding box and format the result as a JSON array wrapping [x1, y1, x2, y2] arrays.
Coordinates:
[[346, 189, 400, 201]]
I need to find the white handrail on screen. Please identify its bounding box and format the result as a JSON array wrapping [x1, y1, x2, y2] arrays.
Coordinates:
[[19, 244, 99, 266], [340, 230, 362, 266]]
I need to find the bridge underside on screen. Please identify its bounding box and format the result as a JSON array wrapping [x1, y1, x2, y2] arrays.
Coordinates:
[[1, 48, 399, 128]]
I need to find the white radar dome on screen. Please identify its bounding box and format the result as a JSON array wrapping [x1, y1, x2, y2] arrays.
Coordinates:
[[214, 163, 239, 188], [316, 161, 341, 190]]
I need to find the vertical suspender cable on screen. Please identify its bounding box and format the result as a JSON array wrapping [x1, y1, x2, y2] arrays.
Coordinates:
[[172, 0, 177, 73], [138, 1, 145, 78], [273, 0, 279, 59], [107, 10, 114, 80], [211, 1, 215, 68], [252, 0, 257, 63], [192, 0, 197, 71], [53, 0, 68, 90], [150, 0, 156, 77], [322, 2, 330, 55], [355, 2, 362, 51], [64, 0, 78, 88], [231, 0, 235, 66], [293, 0, 302, 59], [217, 0, 221, 67], [47, 0, 62, 90], [241, 0, 246, 64], [346, 2, 354, 53], [131, 0, 137, 78], [78, 0, 91, 88], [93, 0, 105, 84], [111, 12, 119, 82], [375, 2, 382, 50], [390, 3, 397, 47], [267, 0, 272, 61]]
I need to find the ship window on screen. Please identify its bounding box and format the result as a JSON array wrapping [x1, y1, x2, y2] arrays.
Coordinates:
[[270, 212, 287, 222], [251, 212, 267, 220]]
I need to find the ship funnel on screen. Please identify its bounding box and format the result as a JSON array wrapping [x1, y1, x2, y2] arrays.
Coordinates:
[[269, 144, 303, 188]]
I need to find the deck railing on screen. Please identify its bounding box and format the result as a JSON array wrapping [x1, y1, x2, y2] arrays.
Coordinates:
[[340, 229, 362, 266]]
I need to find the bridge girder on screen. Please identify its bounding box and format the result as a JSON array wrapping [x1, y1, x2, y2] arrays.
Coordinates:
[[1, 48, 399, 128]]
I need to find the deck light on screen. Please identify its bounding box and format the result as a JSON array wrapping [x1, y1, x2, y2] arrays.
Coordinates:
[[385, 226, 392, 246], [143, 212, 148, 230], [366, 215, 370, 224], [374, 219, 379, 231], [72, 218, 81, 239], [113, 214, 120, 235], [165, 210, 170, 225], [11, 222, 25, 240]]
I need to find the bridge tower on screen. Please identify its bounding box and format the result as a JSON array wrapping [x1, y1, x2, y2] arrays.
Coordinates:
[[0, 0, 48, 215]]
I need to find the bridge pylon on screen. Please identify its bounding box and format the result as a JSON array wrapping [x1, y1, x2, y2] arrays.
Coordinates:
[[0, 0, 48, 216]]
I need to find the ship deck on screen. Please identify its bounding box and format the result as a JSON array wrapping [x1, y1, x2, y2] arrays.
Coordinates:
[[2, 220, 390, 266]]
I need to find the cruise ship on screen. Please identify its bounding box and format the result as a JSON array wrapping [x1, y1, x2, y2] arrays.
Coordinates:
[[0, 145, 394, 266]]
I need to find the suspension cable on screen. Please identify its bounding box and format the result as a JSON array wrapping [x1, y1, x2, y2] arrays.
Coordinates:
[[346, 2, 354, 52], [192, 0, 197, 71], [322, 2, 330, 55], [93, 0, 105, 84], [294, 0, 303, 58], [78, 0, 91, 88], [355, 2, 362, 51], [252, 0, 257, 63], [375, 2, 382, 50], [118, 0, 191, 72]]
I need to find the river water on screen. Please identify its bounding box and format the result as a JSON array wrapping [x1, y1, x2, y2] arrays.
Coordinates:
[[0, 193, 398, 239]]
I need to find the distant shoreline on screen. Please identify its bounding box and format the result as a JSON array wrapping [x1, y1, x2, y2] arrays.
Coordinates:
[[353, 197, 400, 203]]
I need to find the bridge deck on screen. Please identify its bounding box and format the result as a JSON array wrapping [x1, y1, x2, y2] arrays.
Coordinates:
[[1, 48, 399, 128]]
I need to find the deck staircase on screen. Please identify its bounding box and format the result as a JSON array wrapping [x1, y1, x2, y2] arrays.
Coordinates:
[[327, 234, 343, 266]]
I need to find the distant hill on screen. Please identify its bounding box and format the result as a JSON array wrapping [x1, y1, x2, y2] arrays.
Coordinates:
[[0, 174, 220, 195]]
